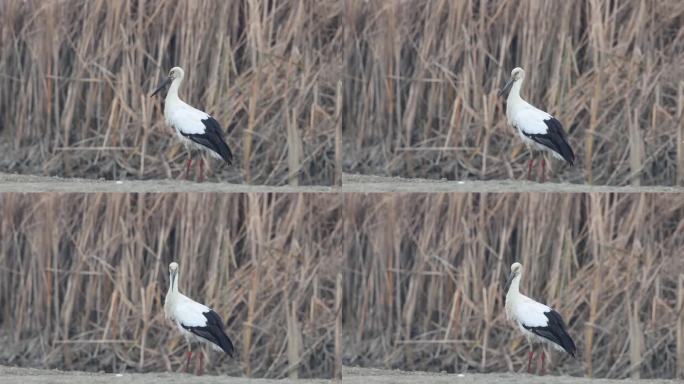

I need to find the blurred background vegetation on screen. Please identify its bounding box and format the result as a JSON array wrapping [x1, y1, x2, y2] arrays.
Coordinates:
[[0, 0, 342, 185], [343, 193, 684, 379], [343, 1, 684, 186], [0, 193, 343, 378]]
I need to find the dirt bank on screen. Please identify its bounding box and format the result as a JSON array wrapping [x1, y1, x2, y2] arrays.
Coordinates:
[[2, 171, 683, 193], [342, 173, 684, 193], [342, 366, 678, 383], [0, 172, 336, 193], [0, 366, 331, 384]]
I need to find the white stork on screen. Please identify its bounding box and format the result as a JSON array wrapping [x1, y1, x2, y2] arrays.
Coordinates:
[[498, 67, 575, 181], [164, 262, 235, 375], [504, 262, 576, 374], [151, 67, 233, 181]]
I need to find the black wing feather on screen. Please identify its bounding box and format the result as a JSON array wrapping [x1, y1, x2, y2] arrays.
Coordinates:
[[523, 310, 576, 358], [523, 118, 575, 165], [181, 310, 235, 358], [181, 117, 234, 164]]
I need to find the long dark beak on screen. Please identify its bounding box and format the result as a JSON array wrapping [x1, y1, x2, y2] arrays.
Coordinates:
[[498, 77, 514, 97], [151, 77, 172, 97], [504, 271, 515, 294], [170, 270, 177, 290]]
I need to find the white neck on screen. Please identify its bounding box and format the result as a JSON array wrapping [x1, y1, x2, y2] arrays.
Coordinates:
[[168, 272, 179, 296], [166, 77, 183, 103], [507, 78, 524, 104], [506, 274, 522, 302]]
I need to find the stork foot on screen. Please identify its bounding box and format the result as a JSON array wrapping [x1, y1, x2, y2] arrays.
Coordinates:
[[539, 350, 546, 375], [539, 157, 546, 183], [198, 158, 205, 183]]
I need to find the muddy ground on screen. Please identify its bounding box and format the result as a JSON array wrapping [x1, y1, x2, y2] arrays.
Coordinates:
[[0, 172, 336, 193], [342, 366, 679, 383], [341, 174, 684, 193], [2, 172, 682, 193], [3, 366, 677, 383], [0, 365, 331, 384]]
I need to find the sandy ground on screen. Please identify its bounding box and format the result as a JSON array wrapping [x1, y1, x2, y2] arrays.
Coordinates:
[[2, 172, 683, 193], [341, 174, 684, 193], [3, 365, 677, 383], [0, 172, 336, 193], [342, 366, 679, 383], [0, 366, 332, 384]]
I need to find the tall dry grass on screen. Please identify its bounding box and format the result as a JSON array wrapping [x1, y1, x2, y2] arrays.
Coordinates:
[[0, 193, 343, 378], [343, 193, 684, 379], [343, 1, 684, 186], [0, 0, 342, 185]]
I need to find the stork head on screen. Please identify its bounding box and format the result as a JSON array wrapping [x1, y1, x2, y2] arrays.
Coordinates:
[[151, 66, 185, 97], [505, 262, 523, 293], [169, 262, 179, 290], [168, 67, 184, 80], [497, 67, 525, 97]]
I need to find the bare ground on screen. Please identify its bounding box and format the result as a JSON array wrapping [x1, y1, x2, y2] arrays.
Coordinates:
[[0, 172, 336, 193], [0, 366, 331, 384], [3, 172, 683, 193], [3, 366, 677, 383], [342, 366, 679, 384], [341, 173, 684, 193]]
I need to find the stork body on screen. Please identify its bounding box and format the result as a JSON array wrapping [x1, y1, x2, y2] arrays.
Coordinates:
[[505, 262, 576, 374], [152, 67, 233, 181], [164, 262, 234, 375], [499, 67, 575, 181]]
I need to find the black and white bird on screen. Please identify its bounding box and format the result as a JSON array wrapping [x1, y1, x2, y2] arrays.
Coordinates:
[[164, 262, 235, 375], [151, 67, 233, 181], [499, 67, 575, 181], [504, 262, 576, 374]]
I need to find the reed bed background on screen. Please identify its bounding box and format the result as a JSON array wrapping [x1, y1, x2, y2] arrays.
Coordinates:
[[0, 0, 342, 185], [343, 0, 684, 186], [0, 193, 343, 378], [343, 193, 684, 379]]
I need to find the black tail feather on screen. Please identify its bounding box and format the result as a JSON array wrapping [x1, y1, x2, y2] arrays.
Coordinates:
[[182, 310, 235, 358], [183, 117, 234, 165], [524, 310, 577, 358], [526, 117, 575, 165]]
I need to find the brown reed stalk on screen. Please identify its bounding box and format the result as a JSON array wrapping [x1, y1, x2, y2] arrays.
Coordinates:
[[0, 193, 342, 378], [677, 275, 684, 379], [334, 272, 342, 381]]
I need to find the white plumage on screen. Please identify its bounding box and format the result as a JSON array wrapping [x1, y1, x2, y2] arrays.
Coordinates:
[[164, 262, 234, 374], [167, 103, 213, 138], [505, 262, 576, 373], [152, 67, 233, 180], [499, 67, 575, 181], [166, 293, 213, 337]]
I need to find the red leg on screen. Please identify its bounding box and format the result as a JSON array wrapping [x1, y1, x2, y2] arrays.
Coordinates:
[[197, 350, 204, 376], [527, 158, 535, 180], [184, 157, 193, 180], [198, 158, 205, 183], [527, 350, 534, 373], [540, 350, 546, 375], [184, 351, 192, 373], [540, 157, 546, 183]]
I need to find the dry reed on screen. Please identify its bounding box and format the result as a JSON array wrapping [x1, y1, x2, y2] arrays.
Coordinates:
[[0, 0, 342, 185], [0, 193, 343, 378], [343, 1, 684, 186], [343, 193, 684, 379]]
